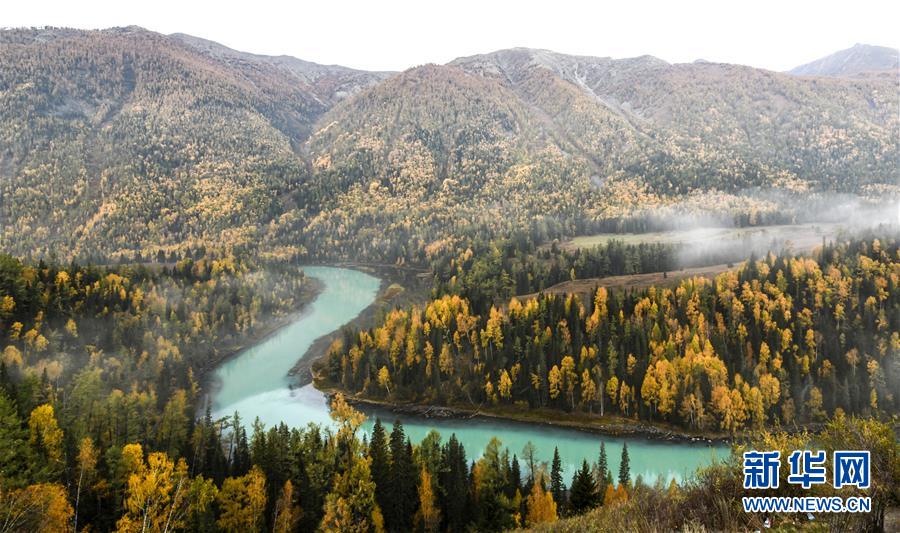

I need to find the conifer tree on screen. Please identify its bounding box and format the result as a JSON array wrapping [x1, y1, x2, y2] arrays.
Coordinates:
[[549, 447, 566, 512], [569, 460, 598, 513], [595, 441, 610, 489], [509, 454, 522, 497], [618, 443, 631, 488], [439, 434, 468, 532], [368, 418, 391, 514], [231, 421, 250, 478], [0, 391, 30, 485], [387, 421, 417, 532], [0, 362, 11, 398]]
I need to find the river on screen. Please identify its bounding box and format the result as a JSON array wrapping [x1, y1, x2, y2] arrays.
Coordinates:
[[212, 266, 727, 483]]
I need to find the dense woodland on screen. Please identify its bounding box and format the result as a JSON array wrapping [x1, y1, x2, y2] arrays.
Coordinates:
[[2, 369, 896, 531], [0, 249, 639, 531], [422, 232, 800, 314], [0, 223, 897, 532], [328, 237, 899, 433], [0, 253, 312, 392], [0, 248, 728, 531]]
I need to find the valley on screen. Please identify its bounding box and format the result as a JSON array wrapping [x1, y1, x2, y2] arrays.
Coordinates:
[[0, 22, 897, 533], [209, 267, 725, 488]]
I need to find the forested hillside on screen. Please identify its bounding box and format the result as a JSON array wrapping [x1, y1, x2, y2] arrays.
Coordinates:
[[453, 48, 899, 193], [0, 248, 553, 531], [522, 415, 898, 531], [0, 253, 313, 396], [2, 28, 898, 264], [326, 237, 900, 433], [293, 49, 898, 262], [0, 26, 385, 262], [0, 253, 314, 529]]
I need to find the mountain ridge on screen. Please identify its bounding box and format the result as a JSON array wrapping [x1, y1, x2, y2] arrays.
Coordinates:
[[168, 32, 393, 105], [1, 27, 898, 262], [788, 43, 899, 78]]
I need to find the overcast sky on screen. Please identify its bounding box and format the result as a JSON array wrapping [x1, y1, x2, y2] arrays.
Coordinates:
[[4, 0, 898, 72]]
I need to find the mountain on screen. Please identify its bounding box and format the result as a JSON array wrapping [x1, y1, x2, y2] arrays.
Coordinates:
[[169, 33, 392, 105], [451, 48, 898, 191], [291, 47, 898, 260], [788, 43, 899, 78], [0, 26, 384, 260], [1, 30, 898, 263], [295, 63, 598, 261]]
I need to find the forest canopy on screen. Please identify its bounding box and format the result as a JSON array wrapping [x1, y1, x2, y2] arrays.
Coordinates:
[[327, 237, 900, 434]]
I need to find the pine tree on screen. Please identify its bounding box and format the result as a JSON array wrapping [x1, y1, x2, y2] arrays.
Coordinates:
[[439, 435, 469, 532], [509, 454, 521, 497], [0, 391, 30, 485], [595, 441, 610, 489], [387, 421, 417, 532], [197, 405, 227, 482], [618, 443, 630, 488], [231, 422, 250, 478], [0, 362, 11, 398], [568, 460, 597, 514], [549, 447, 565, 512], [368, 418, 391, 515]]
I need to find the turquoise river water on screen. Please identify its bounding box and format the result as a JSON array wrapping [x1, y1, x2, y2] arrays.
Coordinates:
[[211, 266, 727, 483]]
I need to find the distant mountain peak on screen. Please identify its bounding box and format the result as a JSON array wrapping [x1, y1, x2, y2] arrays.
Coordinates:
[[788, 43, 899, 78], [451, 47, 668, 70]]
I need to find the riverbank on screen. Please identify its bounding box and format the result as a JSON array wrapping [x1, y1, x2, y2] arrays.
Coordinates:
[[315, 383, 732, 445], [290, 263, 431, 386], [206, 265, 730, 490], [302, 264, 731, 444], [317, 384, 870, 446], [199, 275, 324, 388], [287, 276, 385, 387]]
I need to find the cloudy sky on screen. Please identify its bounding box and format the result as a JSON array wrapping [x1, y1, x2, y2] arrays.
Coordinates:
[[4, 0, 898, 72]]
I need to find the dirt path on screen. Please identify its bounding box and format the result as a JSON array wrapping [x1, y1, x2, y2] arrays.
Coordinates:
[[517, 262, 737, 300]]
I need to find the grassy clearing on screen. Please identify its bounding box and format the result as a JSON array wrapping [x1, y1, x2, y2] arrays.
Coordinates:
[[516, 263, 734, 300], [381, 282, 406, 301]]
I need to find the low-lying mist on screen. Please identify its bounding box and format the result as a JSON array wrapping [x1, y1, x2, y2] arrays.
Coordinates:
[[643, 194, 899, 268]]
